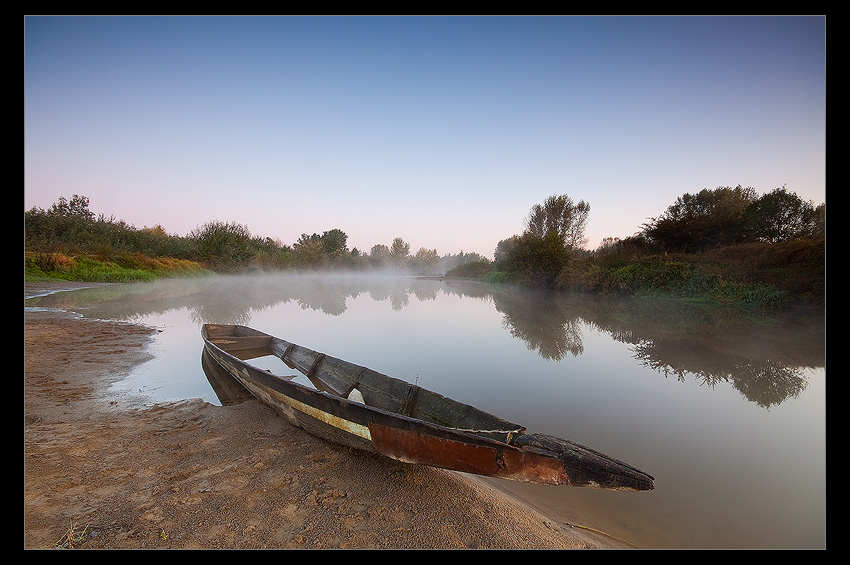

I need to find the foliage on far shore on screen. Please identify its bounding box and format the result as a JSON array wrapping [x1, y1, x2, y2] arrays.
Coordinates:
[[449, 186, 825, 308], [552, 238, 824, 308], [24, 194, 482, 281], [25, 188, 825, 308], [25, 251, 213, 283]]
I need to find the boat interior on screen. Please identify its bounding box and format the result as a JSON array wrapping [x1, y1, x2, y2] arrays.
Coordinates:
[[203, 324, 523, 441]]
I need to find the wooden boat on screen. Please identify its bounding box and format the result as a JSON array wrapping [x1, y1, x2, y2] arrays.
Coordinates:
[[201, 324, 654, 491]]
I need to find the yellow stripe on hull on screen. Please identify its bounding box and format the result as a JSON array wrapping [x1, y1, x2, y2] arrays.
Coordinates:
[[267, 386, 372, 441]]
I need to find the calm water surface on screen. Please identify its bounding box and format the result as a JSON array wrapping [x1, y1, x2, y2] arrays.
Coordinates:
[[25, 274, 826, 549]]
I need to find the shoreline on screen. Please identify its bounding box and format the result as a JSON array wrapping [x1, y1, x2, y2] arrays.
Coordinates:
[[24, 281, 621, 549]]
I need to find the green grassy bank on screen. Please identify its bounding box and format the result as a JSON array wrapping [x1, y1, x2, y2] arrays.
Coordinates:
[[24, 251, 215, 283]]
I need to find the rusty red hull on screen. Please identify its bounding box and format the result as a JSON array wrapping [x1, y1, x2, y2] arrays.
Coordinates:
[[369, 424, 569, 485]]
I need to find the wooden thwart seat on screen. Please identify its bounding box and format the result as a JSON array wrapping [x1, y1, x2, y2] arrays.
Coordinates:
[[209, 335, 272, 352]]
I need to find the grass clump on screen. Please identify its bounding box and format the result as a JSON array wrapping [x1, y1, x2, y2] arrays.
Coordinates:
[[483, 271, 508, 283], [54, 519, 89, 549]]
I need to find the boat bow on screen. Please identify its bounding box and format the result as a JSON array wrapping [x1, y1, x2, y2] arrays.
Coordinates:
[[512, 433, 655, 491]]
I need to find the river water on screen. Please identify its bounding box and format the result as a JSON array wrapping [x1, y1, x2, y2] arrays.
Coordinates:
[[24, 273, 826, 549]]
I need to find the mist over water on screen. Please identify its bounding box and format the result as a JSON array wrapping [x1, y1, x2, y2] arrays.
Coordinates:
[[25, 273, 825, 548]]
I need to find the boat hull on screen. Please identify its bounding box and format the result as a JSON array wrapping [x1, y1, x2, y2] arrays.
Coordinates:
[[201, 324, 654, 491]]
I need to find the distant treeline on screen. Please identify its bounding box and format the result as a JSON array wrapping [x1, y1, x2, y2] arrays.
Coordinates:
[[25, 186, 825, 307], [23, 194, 486, 277]]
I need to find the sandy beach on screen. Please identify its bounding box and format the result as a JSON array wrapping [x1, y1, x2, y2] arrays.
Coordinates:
[[24, 281, 620, 549]]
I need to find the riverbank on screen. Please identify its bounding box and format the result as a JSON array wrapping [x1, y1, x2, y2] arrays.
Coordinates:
[[24, 282, 619, 549]]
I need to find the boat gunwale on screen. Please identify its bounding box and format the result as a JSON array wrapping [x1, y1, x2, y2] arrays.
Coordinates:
[[201, 324, 525, 451]]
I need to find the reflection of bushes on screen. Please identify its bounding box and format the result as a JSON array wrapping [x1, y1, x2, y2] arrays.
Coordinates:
[[632, 339, 810, 409]]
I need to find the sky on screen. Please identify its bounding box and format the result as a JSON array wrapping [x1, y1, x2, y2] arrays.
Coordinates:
[[24, 16, 826, 258]]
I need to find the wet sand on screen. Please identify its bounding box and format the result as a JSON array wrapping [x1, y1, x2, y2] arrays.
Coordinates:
[[24, 281, 620, 549]]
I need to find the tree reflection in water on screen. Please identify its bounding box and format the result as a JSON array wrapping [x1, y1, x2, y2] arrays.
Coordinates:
[[26, 273, 823, 409]]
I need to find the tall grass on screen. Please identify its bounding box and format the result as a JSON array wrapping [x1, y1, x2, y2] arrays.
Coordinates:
[[554, 239, 823, 307], [25, 252, 213, 283], [445, 259, 494, 279]]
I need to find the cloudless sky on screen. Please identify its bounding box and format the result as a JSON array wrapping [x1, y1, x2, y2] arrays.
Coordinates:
[[24, 16, 826, 257]]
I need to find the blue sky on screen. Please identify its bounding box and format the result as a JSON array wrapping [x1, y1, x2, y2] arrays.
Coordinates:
[[24, 16, 825, 257]]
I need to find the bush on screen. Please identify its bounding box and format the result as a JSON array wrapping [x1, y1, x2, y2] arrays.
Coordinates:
[[603, 258, 697, 295], [189, 221, 255, 272], [446, 259, 494, 279], [26, 252, 77, 275], [497, 231, 571, 288]]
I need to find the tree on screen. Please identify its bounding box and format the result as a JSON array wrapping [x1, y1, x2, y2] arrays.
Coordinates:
[[293, 233, 327, 268], [367, 244, 390, 268], [642, 185, 758, 252], [370, 244, 390, 258], [48, 194, 96, 220], [494, 236, 519, 266], [411, 247, 440, 274], [321, 229, 349, 257], [25, 194, 97, 251], [524, 194, 590, 249], [742, 188, 824, 243], [389, 237, 410, 265]]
